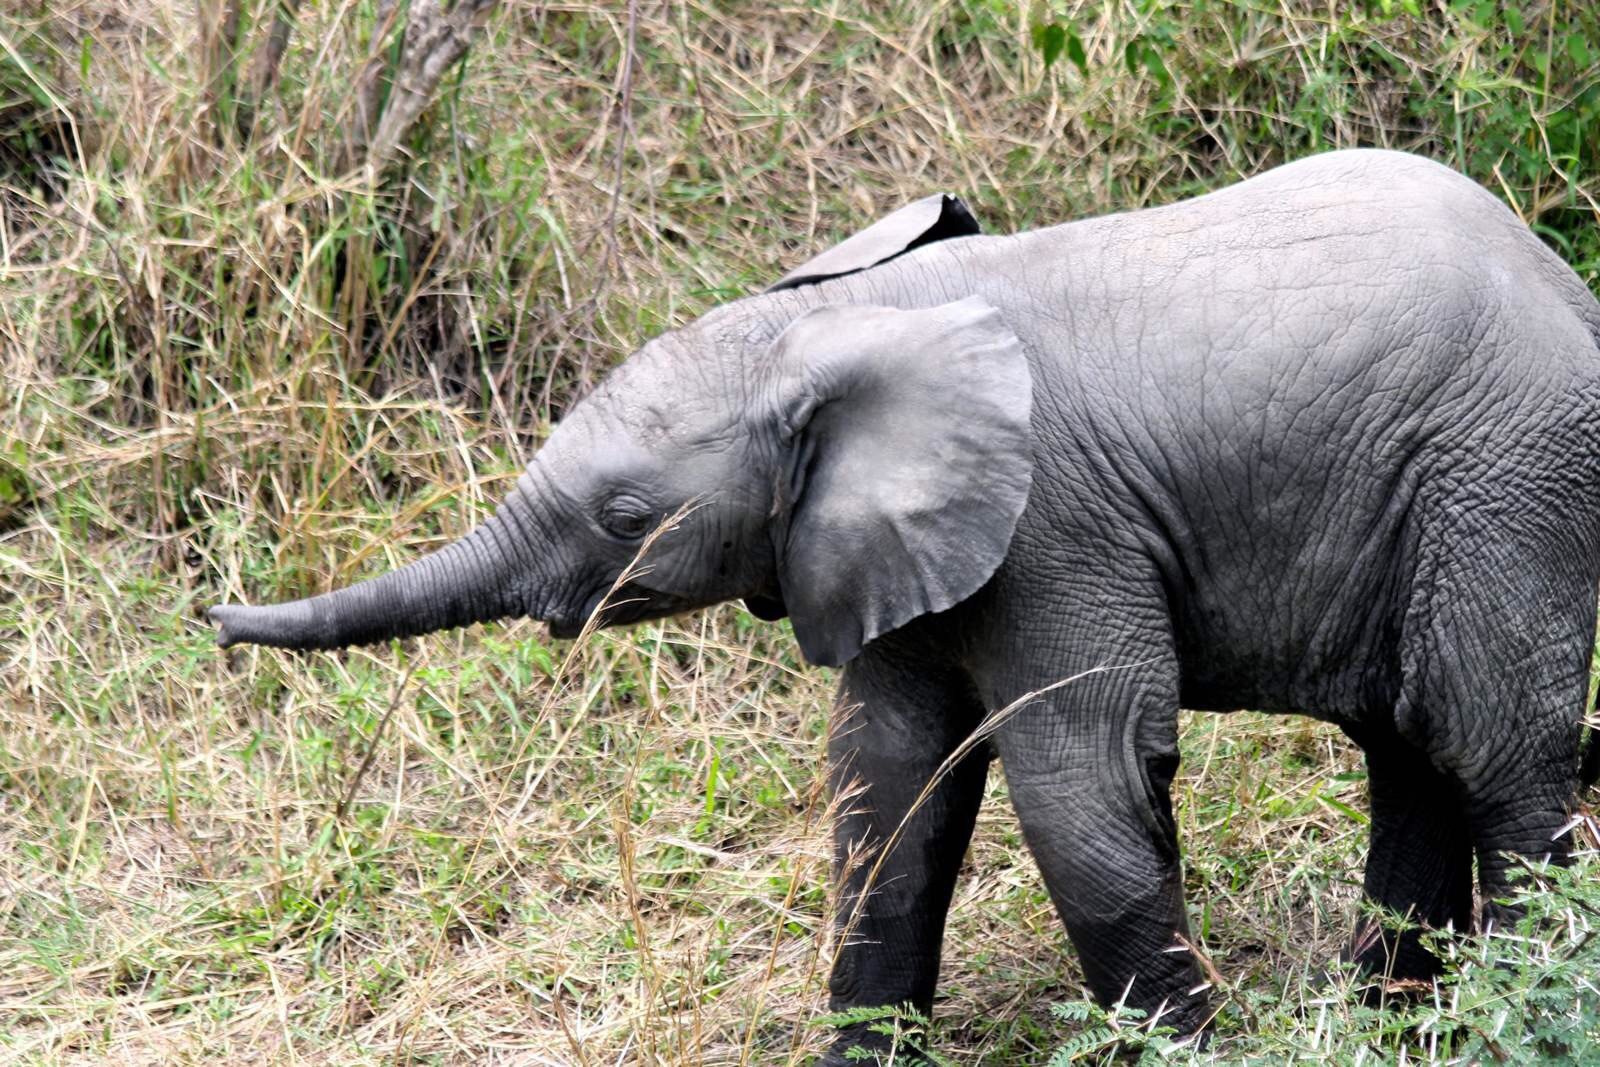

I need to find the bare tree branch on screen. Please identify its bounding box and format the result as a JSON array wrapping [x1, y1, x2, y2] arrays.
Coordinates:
[[600, 0, 640, 276], [197, 0, 247, 145], [345, 0, 401, 168], [235, 0, 303, 138], [252, 0, 301, 94], [362, 0, 500, 175]]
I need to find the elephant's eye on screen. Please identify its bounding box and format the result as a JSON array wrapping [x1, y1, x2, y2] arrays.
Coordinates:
[[599, 495, 654, 541]]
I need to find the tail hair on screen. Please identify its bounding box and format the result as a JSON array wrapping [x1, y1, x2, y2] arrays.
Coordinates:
[[1584, 692, 1600, 788]]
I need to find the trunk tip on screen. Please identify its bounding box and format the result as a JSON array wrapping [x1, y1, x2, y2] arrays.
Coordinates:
[[209, 601, 319, 650], [209, 603, 250, 648]]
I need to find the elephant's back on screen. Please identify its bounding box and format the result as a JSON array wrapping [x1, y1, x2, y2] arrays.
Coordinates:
[[1003, 149, 1600, 453], [1023, 148, 1599, 375]]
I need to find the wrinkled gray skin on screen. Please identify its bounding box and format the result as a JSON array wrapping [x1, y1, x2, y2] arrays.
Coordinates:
[[212, 150, 1600, 1057]]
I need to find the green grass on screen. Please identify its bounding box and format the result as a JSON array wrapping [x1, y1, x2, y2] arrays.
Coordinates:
[[4, 0, 1600, 1062]]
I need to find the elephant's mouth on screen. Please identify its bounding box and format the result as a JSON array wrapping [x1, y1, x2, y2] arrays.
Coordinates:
[[546, 581, 691, 639]]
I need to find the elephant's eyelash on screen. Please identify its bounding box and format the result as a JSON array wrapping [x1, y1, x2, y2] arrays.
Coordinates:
[[598, 494, 655, 539]]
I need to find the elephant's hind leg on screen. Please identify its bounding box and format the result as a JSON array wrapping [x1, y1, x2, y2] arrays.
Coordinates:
[[1341, 723, 1474, 983], [1397, 507, 1595, 932]]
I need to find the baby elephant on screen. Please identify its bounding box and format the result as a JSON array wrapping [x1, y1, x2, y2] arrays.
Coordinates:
[[212, 150, 1600, 1057]]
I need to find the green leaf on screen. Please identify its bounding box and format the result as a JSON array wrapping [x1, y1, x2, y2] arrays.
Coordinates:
[[1031, 22, 1067, 70], [702, 750, 721, 814], [523, 640, 555, 678], [1568, 32, 1591, 67], [1141, 44, 1172, 88], [1319, 795, 1369, 824], [1065, 29, 1088, 76]]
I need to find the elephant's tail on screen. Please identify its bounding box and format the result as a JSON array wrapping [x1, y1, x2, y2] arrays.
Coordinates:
[[1583, 738, 1600, 791], [1582, 692, 1600, 788]]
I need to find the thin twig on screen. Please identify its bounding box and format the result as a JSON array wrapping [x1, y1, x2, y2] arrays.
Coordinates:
[[332, 659, 417, 823], [600, 0, 640, 277], [235, 0, 304, 139]]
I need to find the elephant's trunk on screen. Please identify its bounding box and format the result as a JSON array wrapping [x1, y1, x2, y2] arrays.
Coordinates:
[[210, 485, 545, 651]]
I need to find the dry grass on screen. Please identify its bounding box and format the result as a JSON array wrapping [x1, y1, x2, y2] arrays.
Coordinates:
[[3, 0, 1599, 1063]]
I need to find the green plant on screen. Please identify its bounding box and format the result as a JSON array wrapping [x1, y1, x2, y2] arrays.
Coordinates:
[[1048, 999, 1183, 1064]]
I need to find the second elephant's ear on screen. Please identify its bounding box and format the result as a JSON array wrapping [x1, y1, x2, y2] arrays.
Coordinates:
[[767, 194, 980, 292], [765, 297, 1033, 666]]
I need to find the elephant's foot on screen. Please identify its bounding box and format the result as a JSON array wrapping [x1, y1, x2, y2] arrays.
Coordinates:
[[1347, 914, 1450, 988], [817, 1019, 931, 1066]]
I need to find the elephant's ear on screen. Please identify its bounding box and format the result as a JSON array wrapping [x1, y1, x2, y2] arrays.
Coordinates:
[[765, 297, 1033, 666], [767, 194, 980, 292]]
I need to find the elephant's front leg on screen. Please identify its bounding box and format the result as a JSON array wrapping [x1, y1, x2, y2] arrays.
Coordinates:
[[985, 599, 1209, 1036], [822, 628, 991, 1065]]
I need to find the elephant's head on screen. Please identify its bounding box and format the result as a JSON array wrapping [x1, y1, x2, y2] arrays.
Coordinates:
[[210, 196, 1034, 667]]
